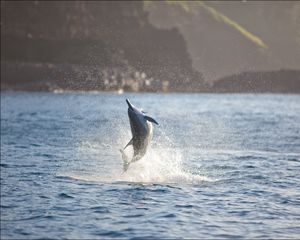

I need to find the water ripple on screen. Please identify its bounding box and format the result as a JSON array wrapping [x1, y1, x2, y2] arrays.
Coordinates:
[[1, 92, 300, 239]]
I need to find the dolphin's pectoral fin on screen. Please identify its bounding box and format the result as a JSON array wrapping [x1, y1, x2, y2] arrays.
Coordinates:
[[145, 116, 159, 125], [124, 138, 133, 150]]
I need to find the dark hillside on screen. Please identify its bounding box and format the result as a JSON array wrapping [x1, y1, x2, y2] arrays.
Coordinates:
[[1, 1, 203, 91], [212, 70, 300, 93]]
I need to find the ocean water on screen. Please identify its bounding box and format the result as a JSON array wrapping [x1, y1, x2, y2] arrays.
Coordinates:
[[1, 92, 300, 239]]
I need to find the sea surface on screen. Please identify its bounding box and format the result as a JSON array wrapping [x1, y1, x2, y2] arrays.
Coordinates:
[[1, 92, 300, 239]]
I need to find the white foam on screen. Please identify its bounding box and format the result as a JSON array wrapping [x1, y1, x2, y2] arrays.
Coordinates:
[[58, 127, 214, 185], [113, 147, 211, 184], [58, 144, 213, 185]]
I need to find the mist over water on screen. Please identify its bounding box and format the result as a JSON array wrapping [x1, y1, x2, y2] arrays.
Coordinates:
[[1, 92, 300, 239]]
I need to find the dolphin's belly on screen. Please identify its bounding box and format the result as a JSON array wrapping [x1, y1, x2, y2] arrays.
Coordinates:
[[132, 122, 153, 161], [125, 99, 157, 168]]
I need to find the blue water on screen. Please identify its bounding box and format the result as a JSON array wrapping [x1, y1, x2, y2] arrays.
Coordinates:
[[1, 92, 300, 239]]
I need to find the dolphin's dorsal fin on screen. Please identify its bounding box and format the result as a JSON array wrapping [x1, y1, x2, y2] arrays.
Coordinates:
[[145, 116, 159, 125], [124, 138, 133, 149]]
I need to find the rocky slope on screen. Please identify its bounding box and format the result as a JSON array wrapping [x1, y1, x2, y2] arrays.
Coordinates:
[[1, 1, 299, 92], [1, 1, 203, 92]]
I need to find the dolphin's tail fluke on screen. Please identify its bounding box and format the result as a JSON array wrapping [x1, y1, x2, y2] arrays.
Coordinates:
[[119, 149, 130, 172]]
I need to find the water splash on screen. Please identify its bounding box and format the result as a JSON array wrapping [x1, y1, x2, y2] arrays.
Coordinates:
[[58, 128, 213, 185], [115, 147, 212, 184]]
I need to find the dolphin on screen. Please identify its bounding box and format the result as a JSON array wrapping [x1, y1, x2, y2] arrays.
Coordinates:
[[120, 99, 158, 172]]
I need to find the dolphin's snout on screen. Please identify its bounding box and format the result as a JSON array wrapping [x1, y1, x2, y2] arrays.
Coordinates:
[[126, 99, 134, 110]]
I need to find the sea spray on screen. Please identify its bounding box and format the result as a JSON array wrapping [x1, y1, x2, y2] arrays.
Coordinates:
[[58, 125, 212, 184], [57, 105, 215, 184]]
